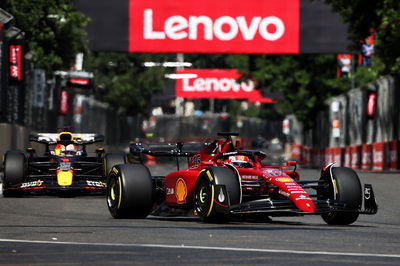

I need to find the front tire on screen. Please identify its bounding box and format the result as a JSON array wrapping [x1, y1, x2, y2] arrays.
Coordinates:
[[104, 152, 126, 177], [107, 164, 154, 218], [320, 167, 362, 225], [194, 167, 241, 222], [3, 150, 26, 197]]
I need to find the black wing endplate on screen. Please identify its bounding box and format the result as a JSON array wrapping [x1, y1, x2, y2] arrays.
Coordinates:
[[360, 184, 378, 214]]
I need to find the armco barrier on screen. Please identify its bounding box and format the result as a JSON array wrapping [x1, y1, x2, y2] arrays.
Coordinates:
[[291, 143, 301, 161], [324, 147, 332, 165], [344, 146, 351, 167], [386, 140, 398, 171], [351, 145, 361, 170], [361, 144, 372, 171], [332, 147, 343, 167], [289, 141, 399, 171], [372, 142, 386, 172], [311, 148, 324, 168], [301, 146, 311, 166]]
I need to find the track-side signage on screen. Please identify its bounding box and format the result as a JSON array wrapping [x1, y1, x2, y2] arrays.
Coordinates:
[[129, 0, 299, 53], [9, 44, 22, 81], [175, 69, 273, 103]]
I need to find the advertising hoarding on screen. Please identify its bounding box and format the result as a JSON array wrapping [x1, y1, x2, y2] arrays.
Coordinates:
[[175, 69, 273, 103]]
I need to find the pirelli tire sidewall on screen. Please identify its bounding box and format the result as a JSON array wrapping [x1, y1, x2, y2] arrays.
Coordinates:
[[3, 150, 27, 187], [195, 166, 240, 222], [107, 164, 154, 219], [104, 152, 126, 177], [321, 167, 362, 225]]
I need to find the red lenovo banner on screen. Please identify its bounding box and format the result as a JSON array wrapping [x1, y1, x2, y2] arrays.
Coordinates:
[[9, 44, 22, 81], [129, 0, 299, 54], [175, 69, 273, 103]]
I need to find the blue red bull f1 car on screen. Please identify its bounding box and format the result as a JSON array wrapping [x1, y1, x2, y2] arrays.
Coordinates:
[[2, 131, 125, 196]]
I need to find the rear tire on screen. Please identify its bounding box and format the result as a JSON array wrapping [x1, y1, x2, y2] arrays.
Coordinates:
[[320, 167, 362, 225], [3, 150, 26, 197], [104, 152, 126, 177], [194, 167, 240, 223], [106, 164, 154, 218]]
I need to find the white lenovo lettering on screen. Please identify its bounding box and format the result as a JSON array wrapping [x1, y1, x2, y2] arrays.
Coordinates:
[[144, 9, 165, 39], [143, 9, 285, 41], [183, 78, 254, 93], [189, 16, 213, 40], [165, 15, 188, 40]]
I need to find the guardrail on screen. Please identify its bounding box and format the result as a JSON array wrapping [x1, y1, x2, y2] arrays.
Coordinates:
[[285, 74, 400, 171]]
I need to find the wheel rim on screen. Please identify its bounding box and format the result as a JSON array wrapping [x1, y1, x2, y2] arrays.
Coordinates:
[[110, 183, 116, 201], [195, 178, 213, 216], [107, 175, 121, 209], [199, 187, 207, 204]]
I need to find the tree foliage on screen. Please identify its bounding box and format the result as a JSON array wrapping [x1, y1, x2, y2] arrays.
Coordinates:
[[1, 0, 88, 72], [86, 52, 169, 115], [238, 54, 351, 127], [324, 0, 400, 74]]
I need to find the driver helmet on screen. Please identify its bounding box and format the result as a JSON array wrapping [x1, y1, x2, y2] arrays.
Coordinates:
[[64, 144, 77, 156], [228, 155, 252, 168]]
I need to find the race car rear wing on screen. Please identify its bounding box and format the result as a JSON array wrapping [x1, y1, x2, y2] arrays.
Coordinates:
[[129, 142, 208, 157], [29, 133, 104, 145]]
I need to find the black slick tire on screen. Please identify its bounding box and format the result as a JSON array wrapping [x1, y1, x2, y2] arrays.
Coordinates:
[[106, 164, 154, 218], [194, 166, 240, 223], [321, 167, 362, 225], [3, 150, 26, 197], [104, 152, 126, 177]]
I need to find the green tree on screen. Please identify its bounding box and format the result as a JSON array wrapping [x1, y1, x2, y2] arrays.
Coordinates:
[[324, 0, 400, 74], [2, 0, 88, 72], [86, 52, 169, 115], [224, 54, 351, 128]]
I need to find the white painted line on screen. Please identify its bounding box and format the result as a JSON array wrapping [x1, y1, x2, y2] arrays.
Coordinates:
[[0, 238, 399, 258]]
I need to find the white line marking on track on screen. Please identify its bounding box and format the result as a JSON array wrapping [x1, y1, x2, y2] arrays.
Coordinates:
[[0, 238, 399, 259]]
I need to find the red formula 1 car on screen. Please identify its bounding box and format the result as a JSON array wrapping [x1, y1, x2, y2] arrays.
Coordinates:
[[106, 132, 377, 224], [2, 131, 126, 197]]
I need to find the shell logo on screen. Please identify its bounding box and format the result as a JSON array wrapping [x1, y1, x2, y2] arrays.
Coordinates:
[[175, 178, 187, 204]]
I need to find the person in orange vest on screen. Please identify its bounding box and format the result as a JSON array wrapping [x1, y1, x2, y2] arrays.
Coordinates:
[[337, 54, 352, 78], [361, 37, 374, 66]]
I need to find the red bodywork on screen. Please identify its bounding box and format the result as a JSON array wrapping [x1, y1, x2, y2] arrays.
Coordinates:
[[162, 138, 316, 213]]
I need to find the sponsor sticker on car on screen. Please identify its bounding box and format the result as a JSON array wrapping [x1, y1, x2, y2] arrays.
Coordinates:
[[21, 180, 43, 188]]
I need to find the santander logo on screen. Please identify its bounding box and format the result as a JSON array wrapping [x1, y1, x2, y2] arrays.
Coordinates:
[[144, 9, 285, 41]]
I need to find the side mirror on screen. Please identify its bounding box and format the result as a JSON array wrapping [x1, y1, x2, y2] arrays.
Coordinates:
[[286, 161, 297, 167]]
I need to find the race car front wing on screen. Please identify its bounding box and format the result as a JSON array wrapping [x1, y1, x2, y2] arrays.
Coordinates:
[[214, 184, 377, 216]]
